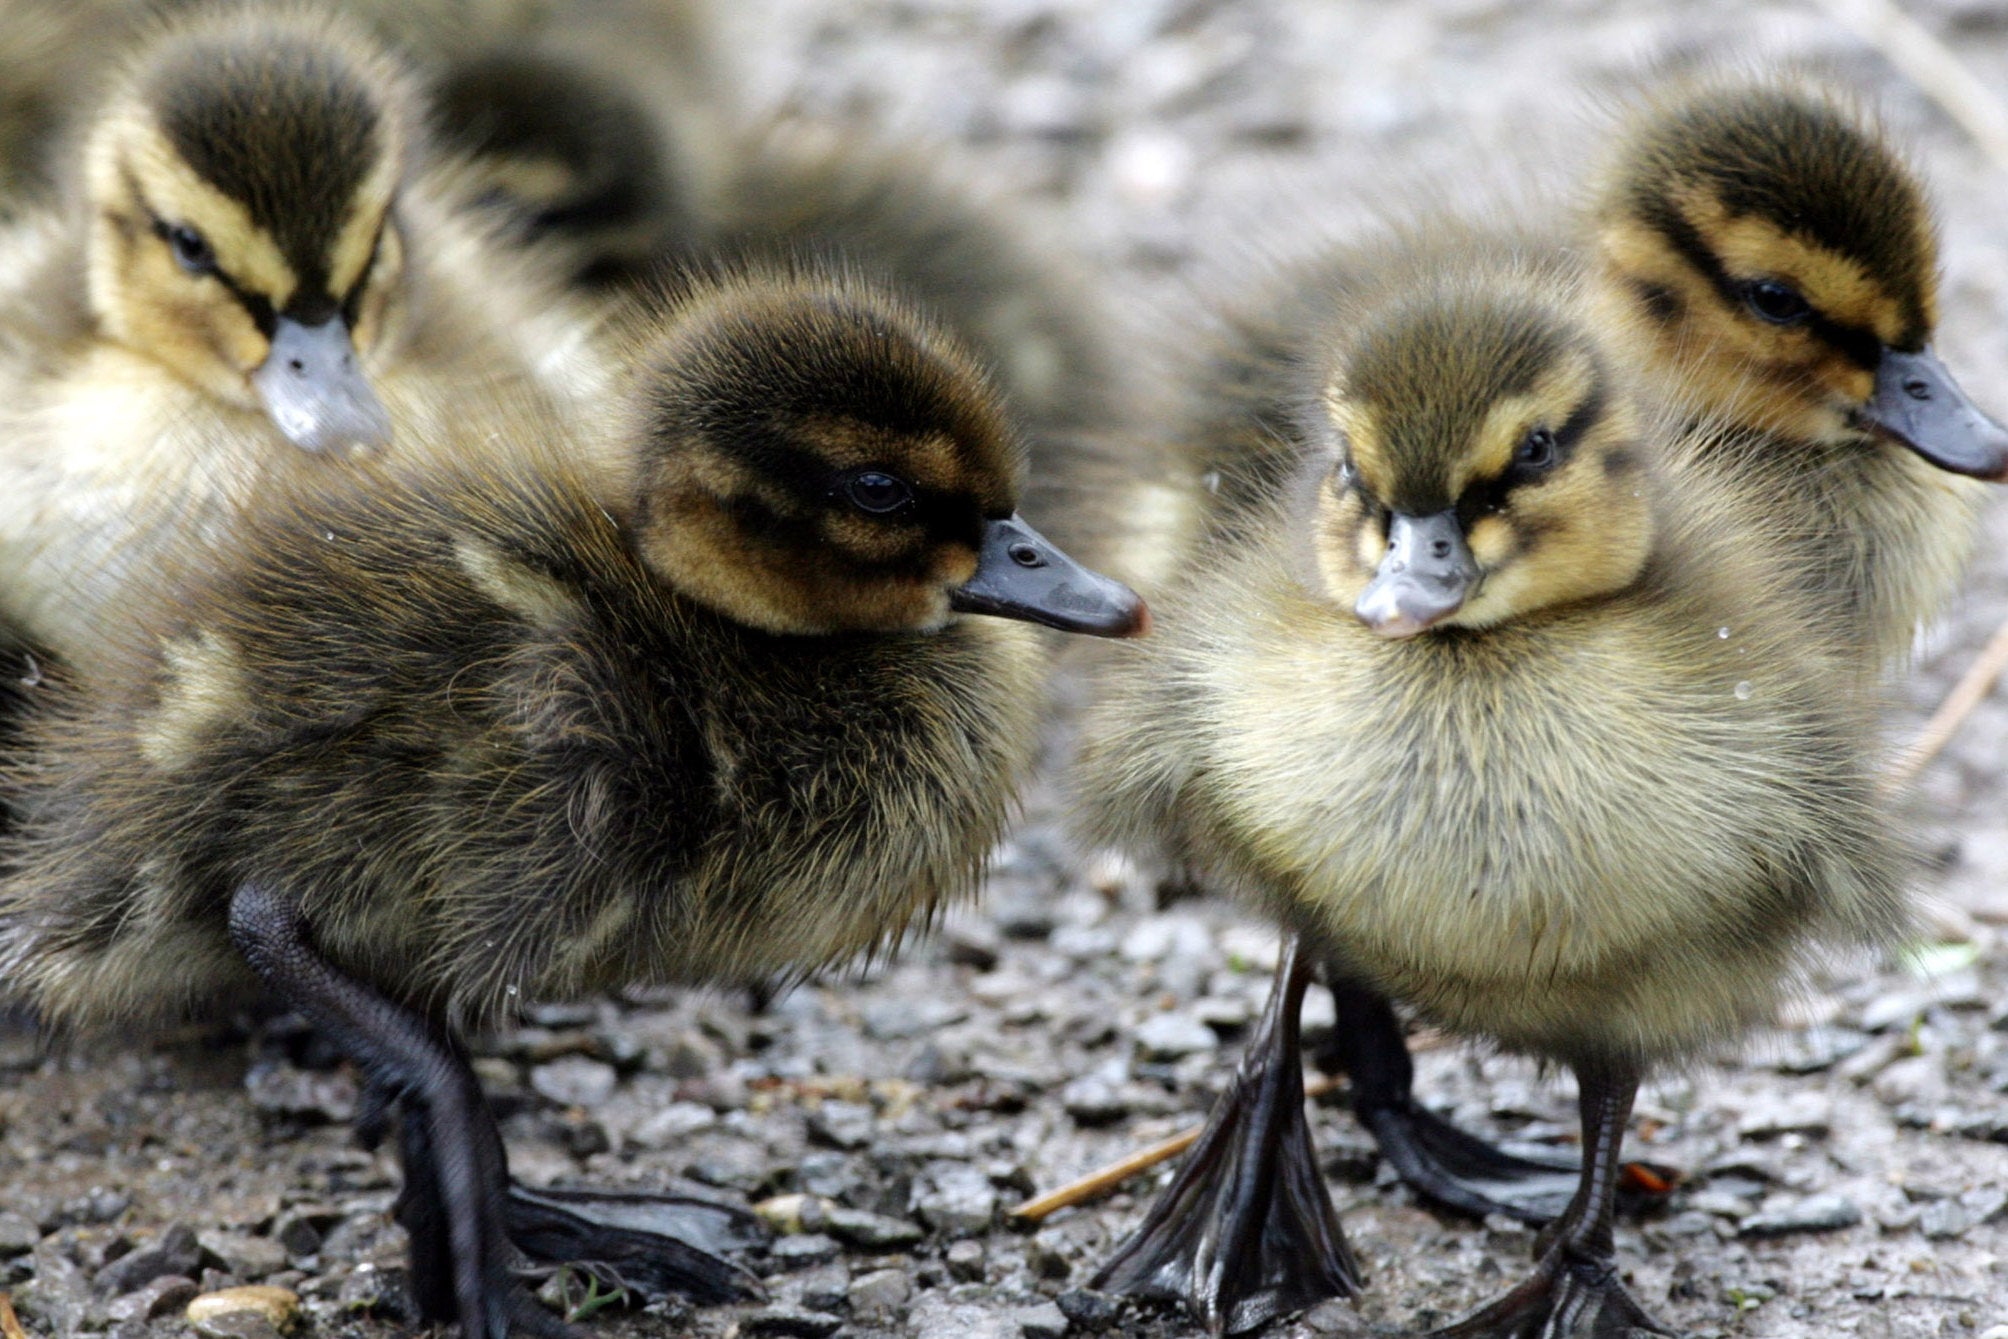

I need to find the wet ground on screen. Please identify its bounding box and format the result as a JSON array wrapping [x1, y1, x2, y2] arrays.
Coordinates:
[[7, 0, 2008, 1336]]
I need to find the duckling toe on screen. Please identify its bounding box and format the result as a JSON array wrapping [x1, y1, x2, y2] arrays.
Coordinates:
[[1428, 1249, 1669, 1339], [1091, 946, 1360, 1335], [504, 1183, 766, 1304]]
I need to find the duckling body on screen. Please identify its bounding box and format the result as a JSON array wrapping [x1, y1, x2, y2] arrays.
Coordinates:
[[1591, 81, 2008, 674], [0, 7, 593, 665], [2, 266, 1143, 1337], [1078, 238, 1902, 1335]]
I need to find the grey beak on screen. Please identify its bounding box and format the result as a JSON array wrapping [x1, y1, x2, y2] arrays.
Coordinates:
[[1863, 347, 2008, 481], [252, 316, 393, 454], [949, 514, 1150, 638], [1354, 509, 1479, 638]]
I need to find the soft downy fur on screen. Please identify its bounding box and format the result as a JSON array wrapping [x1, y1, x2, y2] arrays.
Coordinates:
[[1075, 238, 1908, 1074], [0, 2, 599, 667], [0, 266, 1054, 1037]]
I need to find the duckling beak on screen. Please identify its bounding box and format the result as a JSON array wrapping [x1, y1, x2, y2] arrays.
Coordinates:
[[1862, 347, 2008, 482], [252, 316, 394, 454], [1355, 509, 1479, 639], [949, 514, 1150, 638]]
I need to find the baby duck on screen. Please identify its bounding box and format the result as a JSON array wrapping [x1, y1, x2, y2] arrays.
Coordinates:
[[1591, 79, 2008, 671], [0, 266, 1145, 1337], [369, 24, 1171, 589], [0, 5, 589, 664], [1261, 83, 2008, 1236], [1075, 239, 1903, 1335]]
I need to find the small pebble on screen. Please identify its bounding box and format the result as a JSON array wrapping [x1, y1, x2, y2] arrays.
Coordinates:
[[186, 1284, 301, 1332], [823, 1204, 925, 1250], [529, 1055, 618, 1107], [912, 1161, 999, 1237], [105, 1275, 198, 1323], [946, 1239, 987, 1282], [1739, 1193, 1862, 1237], [196, 1231, 287, 1282], [1056, 1288, 1122, 1331], [739, 1304, 844, 1338], [847, 1267, 912, 1319], [0, 1212, 40, 1258], [98, 1224, 201, 1296], [1018, 1300, 1070, 1339], [1133, 1010, 1218, 1060], [769, 1233, 842, 1269]]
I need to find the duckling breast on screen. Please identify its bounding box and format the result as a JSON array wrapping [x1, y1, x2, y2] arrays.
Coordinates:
[[1179, 557, 1902, 1064]]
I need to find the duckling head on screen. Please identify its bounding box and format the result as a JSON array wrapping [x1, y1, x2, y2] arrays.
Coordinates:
[[80, 10, 408, 452], [1308, 279, 1653, 638], [618, 273, 1149, 638], [1594, 83, 2008, 479]]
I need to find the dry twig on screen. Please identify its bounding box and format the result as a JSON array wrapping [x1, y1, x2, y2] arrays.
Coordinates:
[[1888, 617, 2008, 788], [0, 1293, 30, 1339]]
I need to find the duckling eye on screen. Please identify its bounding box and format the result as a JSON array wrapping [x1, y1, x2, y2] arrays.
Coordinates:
[[842, 469, 914, 516], [164, 224, 216, 277], [1743, 279, 1810, 326], [1514, 426, 1558, 471]]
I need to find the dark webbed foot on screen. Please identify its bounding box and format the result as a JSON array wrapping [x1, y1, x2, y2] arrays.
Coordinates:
[[229, 884, 755, 1337], [1321, 977, 1676, 1225], [1429, 1064, 1671, 1339], [1092, 941, 1361, 1335], [505, 1182, 765, 1302]]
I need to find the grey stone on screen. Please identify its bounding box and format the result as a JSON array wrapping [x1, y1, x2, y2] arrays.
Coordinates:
[[912, 1161, 999, 1237], [1018, 1300, 1070, 1338], [1056, 1289, 1122, 1331], [740, 1304, 845, 1337], [945, 1239, 986, 1282], [1770, 1026, 1871, 1075], [912, 1298, 1017, 1339], [1302, 1297, 1374, 1333], [244, 1062, 357, 1123], [103, 1274, 198, 1323], [1060, 1073, 1130, 1125], [0, 1211, 40, 1258], [529, 1055, 619, 1107], [1735, 1092, 1832, 1139], [97, 1223, 202, 1295], [862, 997, 968, 1041], [627, 1100, 718, 1149], [794, 1264, 850, 1313], [1738, 1193, 1862, 1237], [1133, 1011, 1218, 1061], [807, 1100, 876, 1151], [272, 1207, 337, 1260], [847, 1266, 912, 1319], [822, 1204, 924, 1250], [770, 1233, 842, 1270], [196, 1231, 287, 1281]]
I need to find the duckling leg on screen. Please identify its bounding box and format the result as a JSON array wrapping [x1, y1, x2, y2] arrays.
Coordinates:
[[1429, 1062, 1670, 1339], [1320, 978, 1675, 1225], [1091, 940, 1361, 1335], [228, 882, 571, 1339]]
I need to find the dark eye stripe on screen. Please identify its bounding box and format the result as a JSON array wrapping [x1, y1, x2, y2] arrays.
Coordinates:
[[1641, 200, 1885, 371]]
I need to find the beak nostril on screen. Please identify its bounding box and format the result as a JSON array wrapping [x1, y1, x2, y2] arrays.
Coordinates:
[[289, 359, 307, 375], [1905, 379, 1931, 400], [1007, 542, 1044, 568], [1429, 539, 1451, 559]]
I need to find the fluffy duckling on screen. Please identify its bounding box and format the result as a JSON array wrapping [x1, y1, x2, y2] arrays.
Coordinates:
[[1075, 239, 1903, 1335], [1, 266, 1144, 1338], [1265, 84, 2008, 1236], [1591, 80, 2008, 672], [0, 5, 591, 665], [362, 21, 1173, 590]]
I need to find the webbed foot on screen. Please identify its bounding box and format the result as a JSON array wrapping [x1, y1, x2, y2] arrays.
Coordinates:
[[1092, 941, 1361, 1335], [1322, 977, 1676, 1224]]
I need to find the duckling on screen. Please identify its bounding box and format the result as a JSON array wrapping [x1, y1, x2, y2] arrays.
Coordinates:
[[1241, 84, 2008, 1237], [1590, 79, 2008, 672], [0, 265, 1145, 1338], [1074, 236, 1904, 1335], [0, 5, 593, 667], [357, 18, 1173, 590]]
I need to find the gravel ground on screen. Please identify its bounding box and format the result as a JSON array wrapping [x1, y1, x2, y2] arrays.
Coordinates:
[[7, 1, 2008, 1337]]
